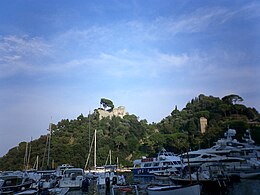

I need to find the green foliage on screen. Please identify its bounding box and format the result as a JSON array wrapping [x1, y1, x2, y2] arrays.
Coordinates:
[[222, 94, 243, 104], [0, 94, 260, 171], [100, 98, 114, 111]]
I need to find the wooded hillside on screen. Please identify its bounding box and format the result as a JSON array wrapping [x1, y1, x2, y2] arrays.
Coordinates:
[[0, 94, 259, 171]]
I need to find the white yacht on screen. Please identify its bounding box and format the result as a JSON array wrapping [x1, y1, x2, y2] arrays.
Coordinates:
[[56, 164, 74, 177], [181, 129, 260, 179], [180, 151, 244, 168], [133, 148, 183, 177], [202, 129, 260, 166], [59, 168, 84, 189]]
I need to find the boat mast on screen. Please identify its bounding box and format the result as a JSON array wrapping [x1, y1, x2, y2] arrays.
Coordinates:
[[84, 131, 95, 170], [94, 129, 97, 170], [41, 135, 49, 170], [24, 142, 28, 170], [26, 137, 32, 170], [88, 111, 91, 150], [109, 150, 112, 165], [47, 122, 52, 169], [105, 149, 112, 166], [33, 155, 39, 170]]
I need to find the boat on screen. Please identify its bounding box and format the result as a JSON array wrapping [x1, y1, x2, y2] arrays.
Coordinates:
[[0, 171, 35, 194], [84, 129, 102, 178], [14, 188, 38, 195], [146, 183, 200, 195], [224, 162, 260, 179], [84, 129, 120, 183], [96, 167, 119, 189], [150, 167, 180, 180], [133, 148, 183, 177], [153, 172, 171, 180], [201, 129, 260, 163], [170, 162, 232, 194], [36, 170, 58, 191], [46, 187, 70, 195], [59, 168, 85, 189], [180, 128, 260, 179], [56, 164, 74, 177], [180, 150, 245, 168], [112, 184, 139, 195]]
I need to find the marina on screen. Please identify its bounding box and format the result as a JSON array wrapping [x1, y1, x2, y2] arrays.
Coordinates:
[[1, 161, 260, 194]]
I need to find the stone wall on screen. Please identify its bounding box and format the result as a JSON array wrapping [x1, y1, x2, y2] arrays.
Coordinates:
[[97, 106, 128, 120]]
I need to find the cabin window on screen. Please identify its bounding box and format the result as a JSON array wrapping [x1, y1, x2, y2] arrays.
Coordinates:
[[163, 162, 172, 166], [182, 154, 200, 158], [144, 163, 152, 167]]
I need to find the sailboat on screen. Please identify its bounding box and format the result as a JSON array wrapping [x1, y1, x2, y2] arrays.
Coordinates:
[[84, 129, 99, 178], [84, 129, 119, 188], [23, 137, 33, 171], [41, 122, 53, 170]]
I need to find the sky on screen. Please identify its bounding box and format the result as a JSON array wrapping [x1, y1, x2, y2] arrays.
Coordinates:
[[0, 0, 259, 157]]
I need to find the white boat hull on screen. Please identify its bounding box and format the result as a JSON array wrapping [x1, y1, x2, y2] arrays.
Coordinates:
[[147, 183, 200, 195]]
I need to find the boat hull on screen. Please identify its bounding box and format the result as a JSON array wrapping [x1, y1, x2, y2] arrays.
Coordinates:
[[170, 177, 230, 193], [147, 183, 200, 195]]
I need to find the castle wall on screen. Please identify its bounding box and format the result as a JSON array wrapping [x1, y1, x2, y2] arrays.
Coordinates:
[[97, 106, 128, 120]]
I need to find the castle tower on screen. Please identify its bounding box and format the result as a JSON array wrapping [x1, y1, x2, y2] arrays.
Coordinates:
[[200, 117, 207, 134]]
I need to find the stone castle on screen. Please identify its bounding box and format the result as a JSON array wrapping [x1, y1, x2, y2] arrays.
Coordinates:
[[97, 106, 128, 120]]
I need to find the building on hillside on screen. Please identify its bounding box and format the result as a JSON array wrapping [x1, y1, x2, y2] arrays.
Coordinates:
[[96, 106, 128, 120], [200, 117, 207, 134]]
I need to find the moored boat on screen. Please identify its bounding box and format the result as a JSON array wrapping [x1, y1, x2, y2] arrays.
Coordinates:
[[151, 167, 180, 180], [197, 129, 260, 164], [146, 183, 200, 195], [36, 170, 58, 192], [170, 162, 232, 194], [179, 128, 260, 180], [59, 168, 84, 189], [14, 188, 38, 195], [112, 184, 139, 195], [133, 148, 183, 177], [0, 171, 35, 194]]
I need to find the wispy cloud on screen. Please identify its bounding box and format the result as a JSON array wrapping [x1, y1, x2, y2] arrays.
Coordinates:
[[0, 35, 53, 77], [0, 1, 258, 79], [153, 7, 233, 36], [237, 1, 260, 18]]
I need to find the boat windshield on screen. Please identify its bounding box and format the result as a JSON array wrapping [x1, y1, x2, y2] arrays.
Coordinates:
[[64, 169, 83, 177]]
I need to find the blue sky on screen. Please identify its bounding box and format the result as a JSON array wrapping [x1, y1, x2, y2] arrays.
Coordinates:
[[0, 0, 259, 157]]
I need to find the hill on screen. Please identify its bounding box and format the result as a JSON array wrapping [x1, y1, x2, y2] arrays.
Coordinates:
[[0, 94, 259, 171]]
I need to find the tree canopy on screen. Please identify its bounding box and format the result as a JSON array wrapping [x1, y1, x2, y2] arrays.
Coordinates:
[[222, 94, 244, 104], [100, 98, 114, 111]]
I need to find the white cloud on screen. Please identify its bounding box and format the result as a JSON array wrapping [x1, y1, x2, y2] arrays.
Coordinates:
[[0, 2, 258, 80], [0, 35, 53, 77], [0, 35, 52, 56]]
